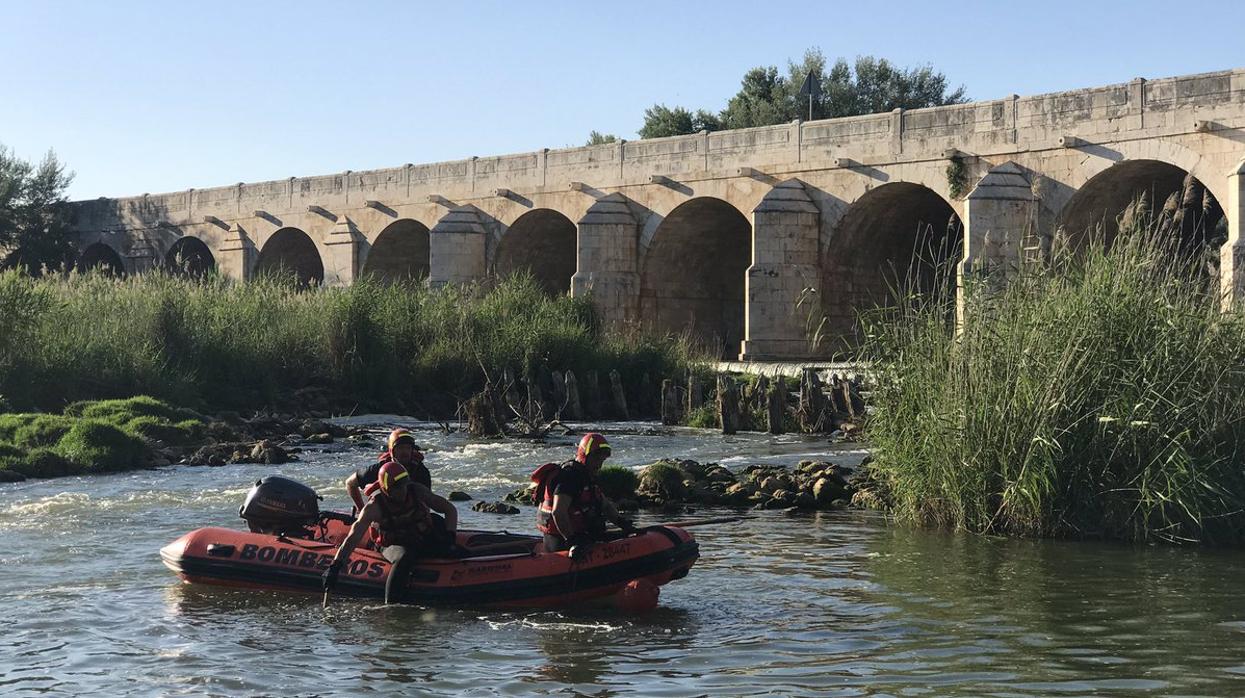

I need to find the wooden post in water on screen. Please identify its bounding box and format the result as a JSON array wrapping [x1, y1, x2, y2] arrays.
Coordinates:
[[551, 370, 567, 418], [465, 390, 503, 436], [751, 375, 769, 431], [524, 368, 545, 419], [766, 376, 786, 434], [717, 375, 740, 435], [660, 379, 682, 425], [537, 365, 558, 418], [640, 371, 656, 418], [608, 370, 630, 420], [563, 371, 584, 420], [584, 370, 603, 418], [845, 378, 865, 417], [799, 367, 827, 432], [502, 367, 523, 411], [687, 372, 705, 415]]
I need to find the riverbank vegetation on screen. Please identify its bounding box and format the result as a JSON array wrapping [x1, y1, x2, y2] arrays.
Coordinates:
[[859, 224, 1245, 544], [0, 396, 203, 481], [0, 271, 702, 418]]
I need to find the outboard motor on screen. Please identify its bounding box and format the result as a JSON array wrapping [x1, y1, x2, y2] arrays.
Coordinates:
[[239, 476, 321, 536]]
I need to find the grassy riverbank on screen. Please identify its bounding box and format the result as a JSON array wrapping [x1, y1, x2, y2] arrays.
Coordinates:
[[0, 396, 204, 481], [859, 227, 1245, 544], [0, 272, 702, 416]]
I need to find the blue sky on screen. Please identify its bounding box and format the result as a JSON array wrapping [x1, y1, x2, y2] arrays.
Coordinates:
[[3, 0, 1243, 200]]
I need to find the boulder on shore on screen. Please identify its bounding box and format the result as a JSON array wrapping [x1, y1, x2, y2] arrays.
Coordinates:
[[472, 501, 520, 515]]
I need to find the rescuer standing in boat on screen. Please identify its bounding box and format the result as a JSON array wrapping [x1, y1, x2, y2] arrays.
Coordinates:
[[531, 433, 637, 553], [324, 460, 459, 604]]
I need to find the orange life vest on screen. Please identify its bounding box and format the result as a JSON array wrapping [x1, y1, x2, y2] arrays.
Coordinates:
[[532, 460, 605, 538], [363, 480, 431, 548]]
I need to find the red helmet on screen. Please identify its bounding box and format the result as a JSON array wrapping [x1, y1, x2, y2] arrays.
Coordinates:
[[575, 433, 611, 464], [377, 460, 410, 495], [387, 428, 417, 452]]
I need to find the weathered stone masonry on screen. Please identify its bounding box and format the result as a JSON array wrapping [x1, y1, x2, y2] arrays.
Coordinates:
[[69, 69, 1245, 359]]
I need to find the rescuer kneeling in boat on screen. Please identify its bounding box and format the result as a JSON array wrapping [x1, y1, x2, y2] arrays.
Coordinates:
[[345, 428, 435, 512], [532, 433, 637, 554], [324, 460, 459, 604]]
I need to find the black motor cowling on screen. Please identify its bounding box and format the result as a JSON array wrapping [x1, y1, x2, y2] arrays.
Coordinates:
[[239, 476, 321, 535]]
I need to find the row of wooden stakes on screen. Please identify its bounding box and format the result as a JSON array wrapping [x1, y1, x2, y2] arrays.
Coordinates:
[[661, 368, 866, 435]]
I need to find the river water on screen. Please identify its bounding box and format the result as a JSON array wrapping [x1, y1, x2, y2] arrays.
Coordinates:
[[2, 419, 1243, 697]]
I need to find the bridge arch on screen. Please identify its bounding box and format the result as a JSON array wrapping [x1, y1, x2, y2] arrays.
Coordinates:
[[821, 182, 963, 351], [254, 227, 323, 286], [76, 242, 126, 276], [1056, 159, 1225, 257], [361, 219, 430, 284], [493, 208, 577, 295], [163, 236, 215, 277], [640, 196, 751, 358]]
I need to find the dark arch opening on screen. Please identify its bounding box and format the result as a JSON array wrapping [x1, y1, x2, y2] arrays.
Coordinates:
[[821, 183, 962, 353], [1058, 160, 1225, 260], [494, 209, 577, 295], [255, 228, 323, 286], [640, 198, 750, 358], [163, 237, 216, 278], [76, 242, 126, 276], [362, 219, 430, 284]]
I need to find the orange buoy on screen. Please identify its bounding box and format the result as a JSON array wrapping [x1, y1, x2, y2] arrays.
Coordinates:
[[615, 579, 660, 614]]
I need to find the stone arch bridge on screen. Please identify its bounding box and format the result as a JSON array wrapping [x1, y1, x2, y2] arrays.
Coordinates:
[[68, 69, 1245, 360]]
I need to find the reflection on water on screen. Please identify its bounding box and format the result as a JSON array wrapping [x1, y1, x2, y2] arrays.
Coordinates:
[[2, 420, 1243, 696]]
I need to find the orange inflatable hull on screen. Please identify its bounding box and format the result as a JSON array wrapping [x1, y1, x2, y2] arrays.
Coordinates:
[[160, 519, 699, 608]]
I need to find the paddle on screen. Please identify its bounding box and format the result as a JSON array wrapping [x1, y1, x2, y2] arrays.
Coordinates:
[[605, 516, 745, 535], [650, 516, 745, 528], [322, 560, 343, 609]]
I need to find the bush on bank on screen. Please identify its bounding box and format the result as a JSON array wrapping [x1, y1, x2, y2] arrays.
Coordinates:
[[0, 396, 202, 480], [859, 224, 1245, 544], [0, 272, 703, 415]]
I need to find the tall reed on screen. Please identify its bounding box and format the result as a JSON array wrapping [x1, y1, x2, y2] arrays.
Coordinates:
[[0, 272, 703, 415], [860, 222, 1245, 544]]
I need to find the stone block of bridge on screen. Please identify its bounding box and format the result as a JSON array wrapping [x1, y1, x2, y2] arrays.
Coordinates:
[[216, 223, 252, 281], [741, 180, 821, 360], [1221, 160, 1245, 309], [322, 216, 362, 287], [429, 206, 487, 288], [959, 162, 1036, 325], [572, 194, 640, 325]]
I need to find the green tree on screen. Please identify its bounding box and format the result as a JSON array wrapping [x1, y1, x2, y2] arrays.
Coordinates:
[[585, 130, 618, 146], [637, 104, 721, 139], [719, 66, 789, 130], [653, 49, 969, 136], [0, 145, 75, 273], [825, 55, 968, 118]]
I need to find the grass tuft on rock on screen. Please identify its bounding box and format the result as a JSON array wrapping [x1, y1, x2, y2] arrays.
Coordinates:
[[597, 464, 640, 500], [54, 420, 148, 474], [0, 396, 202, 479], [638, 460, 688, 500]]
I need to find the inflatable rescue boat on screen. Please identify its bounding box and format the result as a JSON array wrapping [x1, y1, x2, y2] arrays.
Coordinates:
[[160, 476, 699, 608]]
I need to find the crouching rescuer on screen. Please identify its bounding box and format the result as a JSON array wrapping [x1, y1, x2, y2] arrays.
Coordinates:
[[323, 461, 459, 604], [532, 433, 637, 554]]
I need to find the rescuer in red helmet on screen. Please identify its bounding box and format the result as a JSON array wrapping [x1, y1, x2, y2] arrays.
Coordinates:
[[324, 459, 460, 604], [345, 428, 435, 513], [530, 433, 637, 553]]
